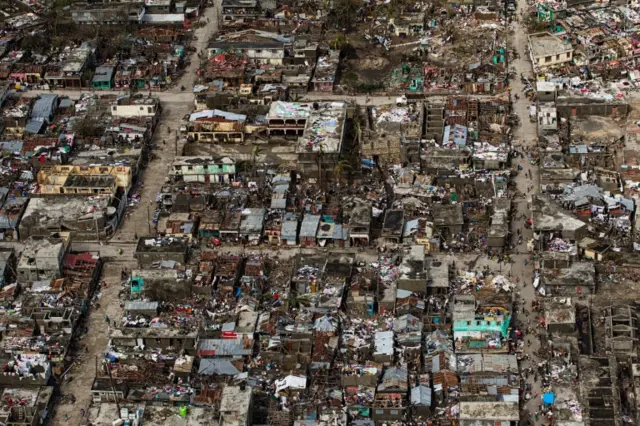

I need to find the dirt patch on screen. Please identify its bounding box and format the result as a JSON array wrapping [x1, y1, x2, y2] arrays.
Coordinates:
[[356, 56, 390, 70]]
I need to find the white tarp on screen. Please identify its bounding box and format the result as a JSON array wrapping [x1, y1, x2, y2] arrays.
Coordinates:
[[275, 375, 307, 393], [142, 13, 184, 23]]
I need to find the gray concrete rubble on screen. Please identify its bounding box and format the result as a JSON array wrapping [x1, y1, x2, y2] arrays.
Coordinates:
[[3, 0, 640, 424]]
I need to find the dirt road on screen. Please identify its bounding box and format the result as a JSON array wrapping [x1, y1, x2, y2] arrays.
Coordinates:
[[508, 10, 546, 425], [111, 3, 221, 242], [48, 4, 222, 425], [50, 261, 135, 426]]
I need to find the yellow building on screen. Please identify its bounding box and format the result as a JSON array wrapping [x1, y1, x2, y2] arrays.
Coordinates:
[[36, 165, 132, 196]]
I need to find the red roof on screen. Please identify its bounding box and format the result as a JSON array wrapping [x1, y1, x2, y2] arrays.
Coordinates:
[[63, 252, 99, 269]]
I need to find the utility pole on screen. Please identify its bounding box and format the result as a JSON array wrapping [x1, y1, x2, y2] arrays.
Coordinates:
[[147, 203, 152, 235]]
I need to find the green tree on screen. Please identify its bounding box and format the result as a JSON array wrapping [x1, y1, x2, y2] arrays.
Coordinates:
[[329, 0, 362, 32], [342, 71, 359, 91], [251, 145, 263, 176], [333, 159, 352, 186], [75, 117, 105, 138]]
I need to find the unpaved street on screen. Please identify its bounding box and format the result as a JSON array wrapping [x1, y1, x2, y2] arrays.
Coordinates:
[[508, 7, 546, 424], [19, 2, 542, 423], [48, 4, 221, 425], [111, 3, 221, 242], [50, 262, 134, 426]]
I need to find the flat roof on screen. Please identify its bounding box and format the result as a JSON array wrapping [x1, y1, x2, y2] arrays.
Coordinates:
[[542, 262, 595, 287], [399, 245, 426, 281], [135, 237, 188, 253], [297, 102, 346, 154], [528, 32, 573, 58], [21, 197, 109, 230], [459, 401, 519, 421], [456, 354, 518, 374], [220, 385, 252, 415], [88, 404, 211, 426], [267, 101, 311, 120], [532, 196, 586, 233], [432, 204, 464, 227]]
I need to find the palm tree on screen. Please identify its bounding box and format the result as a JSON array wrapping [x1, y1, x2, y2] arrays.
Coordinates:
[[251, 145, 263, 176], [331, 34, 346, 50], [334, 159, 352, 186]]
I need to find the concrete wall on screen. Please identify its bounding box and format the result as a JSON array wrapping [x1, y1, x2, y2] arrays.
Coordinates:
[[547, 284, 593, 297], [135, 250, 187, 268], [532, 51, 572, 68], [398, 278, 427, 293], [556, 101, 629, 118]]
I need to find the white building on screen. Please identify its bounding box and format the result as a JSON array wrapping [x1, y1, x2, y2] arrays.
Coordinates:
[[110, 95, 160, 118], [528, 32, 573, 70], [207, 30, 292, 66]]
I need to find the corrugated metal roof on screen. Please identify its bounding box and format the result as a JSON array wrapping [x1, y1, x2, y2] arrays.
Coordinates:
[[59, 98, 74, 109], [382, 365, 408, 382], [270, 194, 287, 209], [456, 354, 518, 374], [198, 338, 252, 356], [124, 301, 159, 311], [239, 208, 265, 233], [432, 354, 440, 372], [198, 358, 240, 375], [281, 220, 298, 238], [300, 214, 320, 237], [0, 141, 23, 153], [31, 94, 57, 120], [24, 119, 45, 134], [92, 66, 114, 83], [411, 385, 432, 406]]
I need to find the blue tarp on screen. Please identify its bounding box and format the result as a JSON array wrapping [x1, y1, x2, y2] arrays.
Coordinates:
[[542, 392, 555, 405]]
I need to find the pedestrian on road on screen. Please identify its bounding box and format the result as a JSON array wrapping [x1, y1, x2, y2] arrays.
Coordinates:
[[105, 315, 110, 326]]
